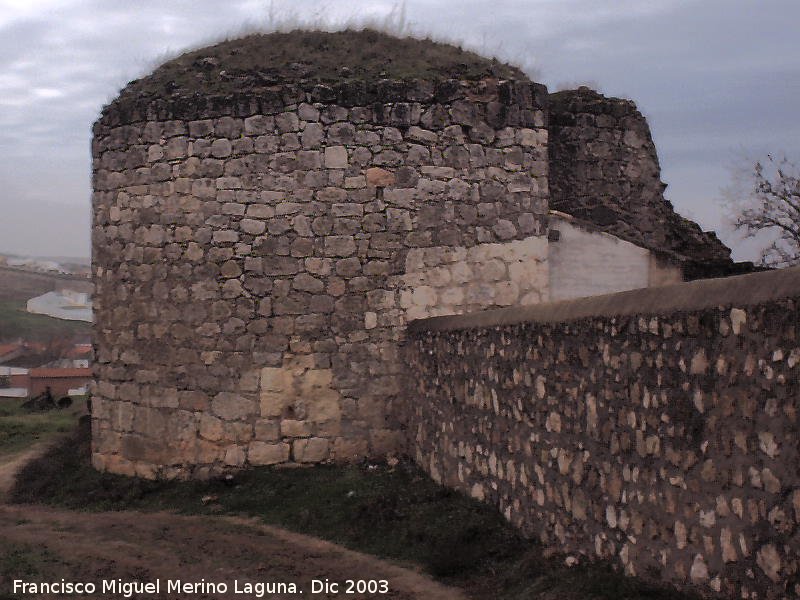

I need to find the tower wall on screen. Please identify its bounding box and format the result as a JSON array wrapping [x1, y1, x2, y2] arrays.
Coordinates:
[[91, 78, 550, 478]]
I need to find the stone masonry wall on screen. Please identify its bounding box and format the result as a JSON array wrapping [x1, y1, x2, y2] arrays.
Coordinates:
[[548, 87, 733, 269], [396, 236, 548, 320], [91, 78, 550, 478], [405, 267, 800, 598]]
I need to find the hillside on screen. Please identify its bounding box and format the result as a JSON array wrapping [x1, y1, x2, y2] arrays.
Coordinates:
[[0, 300, 89, 344]]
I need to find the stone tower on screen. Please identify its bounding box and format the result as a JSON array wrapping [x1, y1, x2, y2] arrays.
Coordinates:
[[90, 30, 551, 478]]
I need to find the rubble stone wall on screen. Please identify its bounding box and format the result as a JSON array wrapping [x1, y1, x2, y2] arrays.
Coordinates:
[[90, 79, 549, 478], [405, 267, 800, 599]]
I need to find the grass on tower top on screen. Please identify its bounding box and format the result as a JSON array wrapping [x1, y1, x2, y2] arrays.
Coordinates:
[[120, 29, 530, 99]]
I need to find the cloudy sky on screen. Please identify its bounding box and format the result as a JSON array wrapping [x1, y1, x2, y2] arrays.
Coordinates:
[[1, 0, 798, 260]]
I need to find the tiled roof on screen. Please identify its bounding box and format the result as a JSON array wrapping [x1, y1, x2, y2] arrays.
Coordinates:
[[0, 343, 22, 355], [28, 367, 92, 379], [66, 344, 93, 358]]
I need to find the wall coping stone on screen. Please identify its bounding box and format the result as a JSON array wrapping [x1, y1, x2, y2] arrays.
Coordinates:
[[408, 264, 800, 332]]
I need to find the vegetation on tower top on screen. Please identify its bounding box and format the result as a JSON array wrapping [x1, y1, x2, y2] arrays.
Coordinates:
[[119, 29, 530, 100]]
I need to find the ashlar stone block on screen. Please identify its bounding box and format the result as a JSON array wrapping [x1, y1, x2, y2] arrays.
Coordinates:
[[293, 437, 330, 462], [249, 441, 290, 465], [324, 145, 348, 168]]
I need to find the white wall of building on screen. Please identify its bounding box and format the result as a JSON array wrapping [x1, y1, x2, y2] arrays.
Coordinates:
[[548, 213, 676, 302]]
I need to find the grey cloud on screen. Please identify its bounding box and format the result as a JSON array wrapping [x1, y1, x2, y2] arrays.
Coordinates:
[[1, 0, 799, 261]]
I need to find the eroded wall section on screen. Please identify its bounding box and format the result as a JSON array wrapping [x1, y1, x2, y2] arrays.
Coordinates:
[[395, 236, 548, 320], [548, 87, 732, 267]]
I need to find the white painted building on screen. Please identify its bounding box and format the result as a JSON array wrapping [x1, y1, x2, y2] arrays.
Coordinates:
[[547, 211, 682, 302], [0, 366, 29, 398], [26, 290, 93, 322]]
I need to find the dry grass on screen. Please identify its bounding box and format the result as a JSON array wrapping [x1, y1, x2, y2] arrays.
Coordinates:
[[0, 399, 84, 458], [121, 28, 530, 99]]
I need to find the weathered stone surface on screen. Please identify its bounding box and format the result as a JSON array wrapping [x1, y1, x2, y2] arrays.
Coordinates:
[[689, 555, 709, 584], [211, 392, 254, 421], [293, 437, 329, 462], [406, 282, 800, 599], [756, 544, 781, 583], [249, 441, 289, 465], [324, 145, 348, 168], [365, 167, 396, 187]]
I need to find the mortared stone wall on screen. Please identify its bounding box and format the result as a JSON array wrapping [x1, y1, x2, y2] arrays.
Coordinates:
[[90, 75, 550, 479], [405, 267, 800, 599]]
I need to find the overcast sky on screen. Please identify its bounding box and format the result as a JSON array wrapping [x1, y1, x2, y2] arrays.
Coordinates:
[[1, 0, 798, 260]]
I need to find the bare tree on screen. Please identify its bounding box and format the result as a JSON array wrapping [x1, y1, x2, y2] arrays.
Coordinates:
[[732, 155, 800, 268]]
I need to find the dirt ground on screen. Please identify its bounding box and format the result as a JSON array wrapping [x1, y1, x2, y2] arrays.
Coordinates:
[[0, 453, 466, 600], [0, 445, 47, 502]]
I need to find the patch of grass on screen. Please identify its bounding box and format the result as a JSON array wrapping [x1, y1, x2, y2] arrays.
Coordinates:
[[0, 542, 67, 599], [0, 399, 83, 457], [0, 543, 54, 578], [0, 300, 89, 342], [122, 29, 529, 100], [11, 420, 698, 600]]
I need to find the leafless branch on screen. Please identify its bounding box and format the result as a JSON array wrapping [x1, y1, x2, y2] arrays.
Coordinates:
[[732, 155, 800, 268]]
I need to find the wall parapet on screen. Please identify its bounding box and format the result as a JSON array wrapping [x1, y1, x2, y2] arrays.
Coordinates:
[[404, 266, 800, 598], [408, 266, 800, 332]]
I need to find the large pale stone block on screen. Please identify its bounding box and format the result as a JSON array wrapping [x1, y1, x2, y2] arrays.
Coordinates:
[[281, 419, 310, 438], [212, 392, 255, 421], [199, 414, 225, 442], [261, 390, 287, 418], [411, 286, 437, 307], [365, 167, 395, 186], [324, 145, 348, 168], [293, 437, 330, 463], [440, 287, 464, 305], [261, 367, 290, 391], [219, 446, 245, 468], [249, 442, 290, 465]]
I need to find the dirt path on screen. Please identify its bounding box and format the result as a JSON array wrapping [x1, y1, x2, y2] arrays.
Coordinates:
[[0, 446, 466, 599], [0, 443, 48, 501], [0, 505, 466, 599]]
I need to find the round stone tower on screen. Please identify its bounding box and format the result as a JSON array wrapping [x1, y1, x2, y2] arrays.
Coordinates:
[[91, 30, 550, 479]]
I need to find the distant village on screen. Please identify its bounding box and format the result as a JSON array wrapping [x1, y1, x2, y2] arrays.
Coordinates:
[[0, 252, 93, 404], [0, 252, 90, 277]]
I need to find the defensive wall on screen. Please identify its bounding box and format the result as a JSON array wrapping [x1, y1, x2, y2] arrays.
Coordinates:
[[405, 266, 800, 599]]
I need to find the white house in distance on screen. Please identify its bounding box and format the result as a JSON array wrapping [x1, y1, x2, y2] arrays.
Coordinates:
[[27, 288, 93, 322], [0, 366, 29, 399]]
